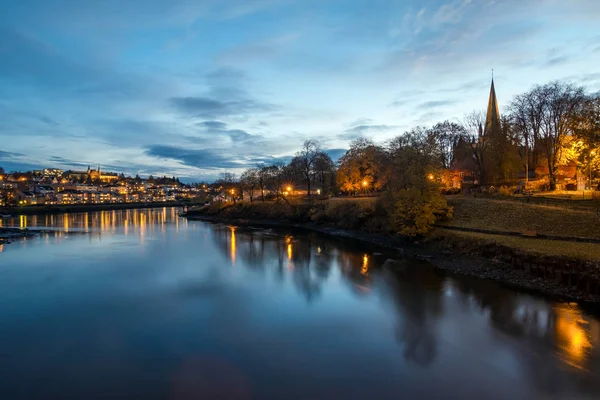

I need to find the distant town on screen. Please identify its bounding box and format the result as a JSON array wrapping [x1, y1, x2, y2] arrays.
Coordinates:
[[0, 166, 209, 207]]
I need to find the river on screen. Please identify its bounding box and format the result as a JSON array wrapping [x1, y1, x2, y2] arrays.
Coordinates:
[[0, 207, 599, 399]]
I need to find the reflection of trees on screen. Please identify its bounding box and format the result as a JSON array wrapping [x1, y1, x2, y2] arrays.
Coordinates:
[[382, 262, 444, 367], [210, 227, 340, 302], [452, 278, 600, 394]]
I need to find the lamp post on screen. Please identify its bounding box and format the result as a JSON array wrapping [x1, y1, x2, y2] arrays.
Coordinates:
[[591, 150, 596, 191]]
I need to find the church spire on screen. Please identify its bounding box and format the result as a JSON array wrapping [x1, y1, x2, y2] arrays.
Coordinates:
[[484, 77, 501, 137]]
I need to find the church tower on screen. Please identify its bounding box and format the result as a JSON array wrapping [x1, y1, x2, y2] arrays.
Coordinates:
[[484, 77, 501, 138]]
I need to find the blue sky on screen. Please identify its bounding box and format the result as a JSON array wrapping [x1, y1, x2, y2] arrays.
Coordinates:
[[1, 0, 599, 181]]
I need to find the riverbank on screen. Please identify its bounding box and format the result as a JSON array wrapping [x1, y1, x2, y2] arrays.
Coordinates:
[[185, 204, 600, 307], [0, 201, 184, 216]]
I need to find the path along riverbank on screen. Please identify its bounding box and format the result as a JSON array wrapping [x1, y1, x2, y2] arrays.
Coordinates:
[[185, 213, 600, 308]]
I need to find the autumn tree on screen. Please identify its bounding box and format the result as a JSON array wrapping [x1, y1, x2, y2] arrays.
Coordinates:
[[336, 138, 388, 194], [386, 127, 440, 190], [570, 95, 600, 186]]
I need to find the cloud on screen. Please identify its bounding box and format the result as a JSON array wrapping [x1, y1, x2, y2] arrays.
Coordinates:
[[545, 56, 569, 67], [170, 67, 276, 120], [347, 118, 373, 126], [217, 33, 299, 64], [417, 100, 456, 109], [194, 120, 263, 144], [145, 144, 287, 170], [340, 124, 398, 140], [198, 121, 228, 130], [0, 150, 25, 159], [170, 97, 274, 119]]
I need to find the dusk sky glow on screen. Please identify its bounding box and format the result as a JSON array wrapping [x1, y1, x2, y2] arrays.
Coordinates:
[[1, 0, 599, 180]]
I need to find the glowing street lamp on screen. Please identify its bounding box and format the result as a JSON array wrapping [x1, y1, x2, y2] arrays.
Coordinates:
[[362, 180, 368, 187], [590, 150, 596, 190], [286, 186, 292, 192], [428, 174, 435, 181]]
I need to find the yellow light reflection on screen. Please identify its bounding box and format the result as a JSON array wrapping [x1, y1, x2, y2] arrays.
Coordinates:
[[0, 244, 4, 253], [317, 246, 322, 254], [230, 226, 236, 266], [361, 254, 369, 275], [63, 214, 69, 232], [20, 215, 27, 229], [554, 304, 593, 370]]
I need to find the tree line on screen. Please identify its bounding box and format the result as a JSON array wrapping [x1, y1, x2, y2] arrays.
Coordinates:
[[219, 79, 599, 200]]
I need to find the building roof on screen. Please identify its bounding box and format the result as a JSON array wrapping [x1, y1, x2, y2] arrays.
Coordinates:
[[484, 78, 501, 137]]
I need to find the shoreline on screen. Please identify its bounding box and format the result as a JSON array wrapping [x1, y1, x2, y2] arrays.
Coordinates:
[[0, 201, 184, 216], [186, 214, 600, 308]]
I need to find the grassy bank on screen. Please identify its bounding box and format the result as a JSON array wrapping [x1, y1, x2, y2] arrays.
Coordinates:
[[446, 196, 599, 239]]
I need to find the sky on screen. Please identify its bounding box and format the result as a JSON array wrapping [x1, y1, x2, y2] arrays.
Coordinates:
[[1, 0, 599, 181]]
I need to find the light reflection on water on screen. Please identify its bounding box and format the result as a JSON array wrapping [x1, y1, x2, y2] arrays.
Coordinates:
[[0, 207, 599, 399]]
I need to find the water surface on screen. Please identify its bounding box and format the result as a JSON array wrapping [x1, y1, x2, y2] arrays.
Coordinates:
[[1, 208, 599, 399]]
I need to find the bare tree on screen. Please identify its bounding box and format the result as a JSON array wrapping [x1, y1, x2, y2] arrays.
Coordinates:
[[429, 121, 467, 169], [313, 152, 335, 195], [538, 81, 585, 189], [509, 88, 546, 183], [463, 110, 487, 184], [240, 168, 259, 202], [295, 140, 321, 197], [217, 172, 238, 202], [257, 166, 269, 201]]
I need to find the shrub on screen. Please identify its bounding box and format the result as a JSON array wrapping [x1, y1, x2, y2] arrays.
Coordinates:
[[323, 200, 376, 229], [383, 189, 453, 236], [498, 186, 514, 197]]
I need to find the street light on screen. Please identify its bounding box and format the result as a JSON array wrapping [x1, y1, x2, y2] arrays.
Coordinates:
[[591, 150, 596, 190], [428, 174, 434, 181], [362, 180, 368, 187]]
